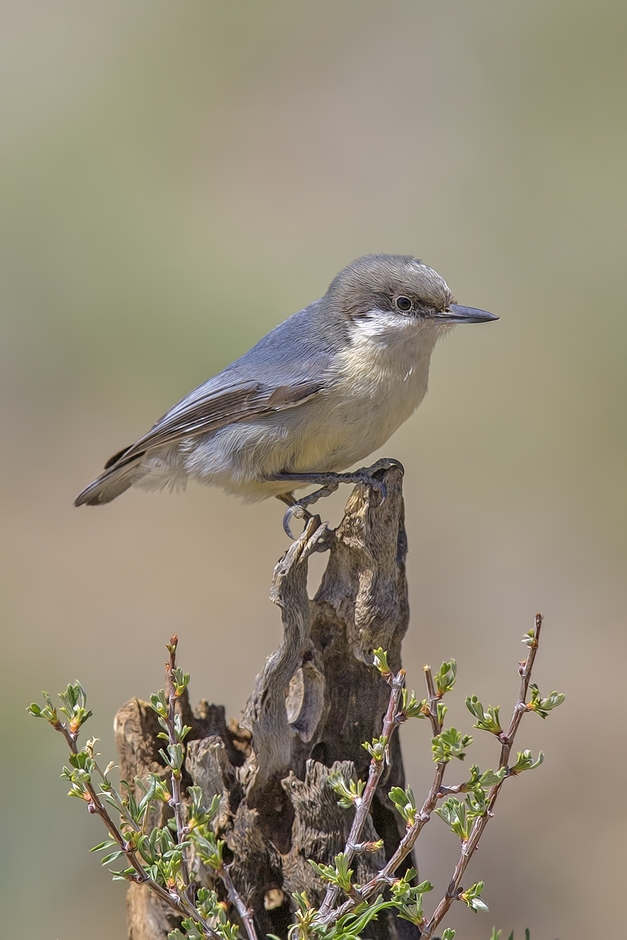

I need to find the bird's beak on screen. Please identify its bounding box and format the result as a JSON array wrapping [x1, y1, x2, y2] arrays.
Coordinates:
[[436, 304, 498, 324]]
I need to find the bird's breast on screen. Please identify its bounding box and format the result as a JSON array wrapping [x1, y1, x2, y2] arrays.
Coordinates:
[[292, 317, 440, 470], [332, 317, 437, 417]]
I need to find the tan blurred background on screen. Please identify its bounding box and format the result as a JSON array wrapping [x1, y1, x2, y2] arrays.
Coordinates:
[[1, 1, 625, 937]]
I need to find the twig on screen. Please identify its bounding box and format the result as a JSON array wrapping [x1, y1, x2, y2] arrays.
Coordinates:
[[317, 667, 406, 919], [51, 711, 223, 940], [321, 620, 546, 932], [165, 635, 193, 896], [498, 613, 543, 767], [419, 614, 544, 939], [318, 664, 449, 926], [219, 866, 260, 940], [48, 639, 259, 940], [423, 665, 442, 736], [166, 636, 259, 940], [321, 763, 450, 926]]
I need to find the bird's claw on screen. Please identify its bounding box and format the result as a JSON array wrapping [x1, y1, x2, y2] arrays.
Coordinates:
[[282, 503, 308, 539], [282, 481, 339, 538], [282, 505, 334, 549]]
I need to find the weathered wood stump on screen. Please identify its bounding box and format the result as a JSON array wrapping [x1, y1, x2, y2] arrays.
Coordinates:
[[115, 467, 417, 939]]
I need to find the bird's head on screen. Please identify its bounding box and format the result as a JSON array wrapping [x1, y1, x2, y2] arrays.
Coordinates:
[[327, 254, 497, 337]]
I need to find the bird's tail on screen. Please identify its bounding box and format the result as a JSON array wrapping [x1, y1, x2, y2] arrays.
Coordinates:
[[74, 453, 148, 506]]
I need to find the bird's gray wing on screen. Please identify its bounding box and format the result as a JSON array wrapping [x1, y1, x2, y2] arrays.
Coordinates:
[[104, 299, 343, 469], [74, 300, 344, 505], [75, 374, 327, 506], [104, 376, 326, 469]]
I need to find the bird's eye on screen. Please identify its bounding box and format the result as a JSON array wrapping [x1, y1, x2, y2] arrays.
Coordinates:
[[395, 295, 412, 312]]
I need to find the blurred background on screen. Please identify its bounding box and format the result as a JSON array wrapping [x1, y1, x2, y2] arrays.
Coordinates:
[[1, 2, 625, 937]]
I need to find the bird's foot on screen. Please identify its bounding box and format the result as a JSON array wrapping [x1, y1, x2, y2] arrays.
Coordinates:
[[278, 483, 339, 539], [274, 458, 404, 539], [339, 457, 405, 504]]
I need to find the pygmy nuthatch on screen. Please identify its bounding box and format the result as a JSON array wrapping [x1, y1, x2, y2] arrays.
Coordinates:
[[75, 254, 497, 534]]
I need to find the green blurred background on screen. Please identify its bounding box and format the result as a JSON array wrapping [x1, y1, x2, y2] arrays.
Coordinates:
[[1, 1, 625, 937]]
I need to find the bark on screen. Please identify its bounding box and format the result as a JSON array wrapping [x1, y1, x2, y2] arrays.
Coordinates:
[[115, 467, 417, 939]]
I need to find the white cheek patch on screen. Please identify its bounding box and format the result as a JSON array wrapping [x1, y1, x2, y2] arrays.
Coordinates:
[[351, 310, 416, 342], [346, 312, 440, 368]]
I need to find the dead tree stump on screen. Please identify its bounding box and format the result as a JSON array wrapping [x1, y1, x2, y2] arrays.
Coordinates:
[[115, 467, 417, 939]]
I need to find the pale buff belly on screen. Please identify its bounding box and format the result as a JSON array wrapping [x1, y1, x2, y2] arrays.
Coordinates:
[[172, 366, 428, 500]]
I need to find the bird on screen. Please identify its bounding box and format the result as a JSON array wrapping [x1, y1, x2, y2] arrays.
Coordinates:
[[75, 254, 497, 535]]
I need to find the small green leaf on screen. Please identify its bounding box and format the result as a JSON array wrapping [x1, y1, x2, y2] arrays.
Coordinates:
[[100, 850, 125, 865], [149, 690, 168, 718], [372, 648, 391, 676], [465, 696, 503, 734], [389, 786, 417, 826], [432, 728, 473, 763], [400, 688, 428, 719], [172, 667, 190, 697], [510, 750, 544, 775], [390, 875, 433, 927], [28, 692, 60, 724], [435, 797, 471, 841], [527, 684, 565, 719], [477, 767, 507, 789], [460, 880, 489, 913], [435, 660, 457, 695], [436, 701, 448, 725], [90, 839, 117, 854], [363, 735, 388, 762], [328, 771, 365, 809], [309, 853, 354, 892]]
